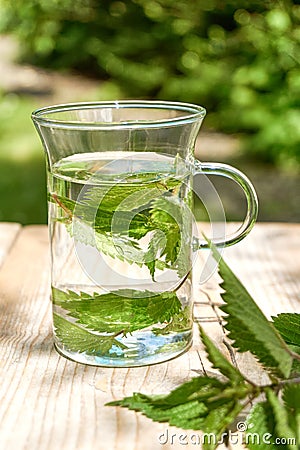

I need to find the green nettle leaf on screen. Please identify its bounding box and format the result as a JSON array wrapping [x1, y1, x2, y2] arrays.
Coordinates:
[[272, 313, 300, 347], [68, 219, 145, 266], [288, 348, 300, 376], [53, 313, 127, 355], [77, 182, 169, 239], [49, 171, 190, 279], [143, 229, 167, 281], [107, 391, 209, 428], [105, 240, 300, 450], [246, 401, 276, 450], [107, 328, 251, 450], [52, 287, 182, 334], [272, 314, 300, 376], [283, 384, 300, 414], [198, 325, 246, 385], [201, 402, 245, 450], [106, 375, 241, 430], [283, 384, 300, 444], [246, 394, 299, 450], [209, 242, 293, 379], [145, 376, 226, 407], [266, 389, 298, 450], [150, 198, 181, 265], [74, 174, 173, 213], [152, 306, 192, 335], [150, 196, 192, 277]]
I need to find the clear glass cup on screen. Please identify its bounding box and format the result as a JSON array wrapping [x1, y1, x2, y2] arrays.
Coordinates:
[[32, 100, 258, 367]]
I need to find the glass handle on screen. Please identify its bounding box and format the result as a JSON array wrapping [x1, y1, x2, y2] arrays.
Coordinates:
[[194, 160, 258, 248]]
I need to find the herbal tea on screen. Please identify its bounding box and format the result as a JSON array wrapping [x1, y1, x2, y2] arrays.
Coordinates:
[[48, 151, 194, 366], [33, 100, 257, 367]]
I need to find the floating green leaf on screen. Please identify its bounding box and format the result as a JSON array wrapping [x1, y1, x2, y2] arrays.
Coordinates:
[[152, 306, 192, 335], [53, 312, 127, 355], [53, 287, 182, 335], [68, 219, 145, 266], [49, 170, 190, 278]]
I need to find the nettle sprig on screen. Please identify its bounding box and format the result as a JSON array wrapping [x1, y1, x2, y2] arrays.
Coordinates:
[[107, 243, 300, 450]]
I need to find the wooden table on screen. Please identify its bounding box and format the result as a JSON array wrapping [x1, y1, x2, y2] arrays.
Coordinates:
[[0, 222, 299, 450]]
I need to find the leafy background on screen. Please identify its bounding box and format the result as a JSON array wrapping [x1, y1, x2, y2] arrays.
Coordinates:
[[0, 0, 299, 224]]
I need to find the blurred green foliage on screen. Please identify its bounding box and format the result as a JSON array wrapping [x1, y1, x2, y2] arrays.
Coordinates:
[[0, 95, 47, 223], [0, 0, 299, 170]]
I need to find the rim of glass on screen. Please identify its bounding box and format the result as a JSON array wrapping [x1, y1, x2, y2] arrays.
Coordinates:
[[31, 100, 206, 130]]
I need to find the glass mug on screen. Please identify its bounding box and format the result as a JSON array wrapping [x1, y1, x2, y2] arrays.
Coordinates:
[[32, 101, 258, 367]]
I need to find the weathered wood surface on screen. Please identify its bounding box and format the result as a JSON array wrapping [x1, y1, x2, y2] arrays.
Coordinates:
[[0, 222, 299, 450]]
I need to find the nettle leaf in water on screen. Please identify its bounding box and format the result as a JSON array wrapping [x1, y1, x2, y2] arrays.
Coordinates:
[[68, 219, 145, 267], [78, 183, 161, 237], [52, 287, 183, 335], [143, 229, 167, 280], [150, 197, 181, 265], [149, 196, 193, 277], [53, 313, 127, 355], [49, 171, 189, 279], [152, 306, 192, 335]]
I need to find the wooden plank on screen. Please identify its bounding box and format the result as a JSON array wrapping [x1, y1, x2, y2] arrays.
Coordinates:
[[0, 222, 21, 267], [0, 223, 299, 450]]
